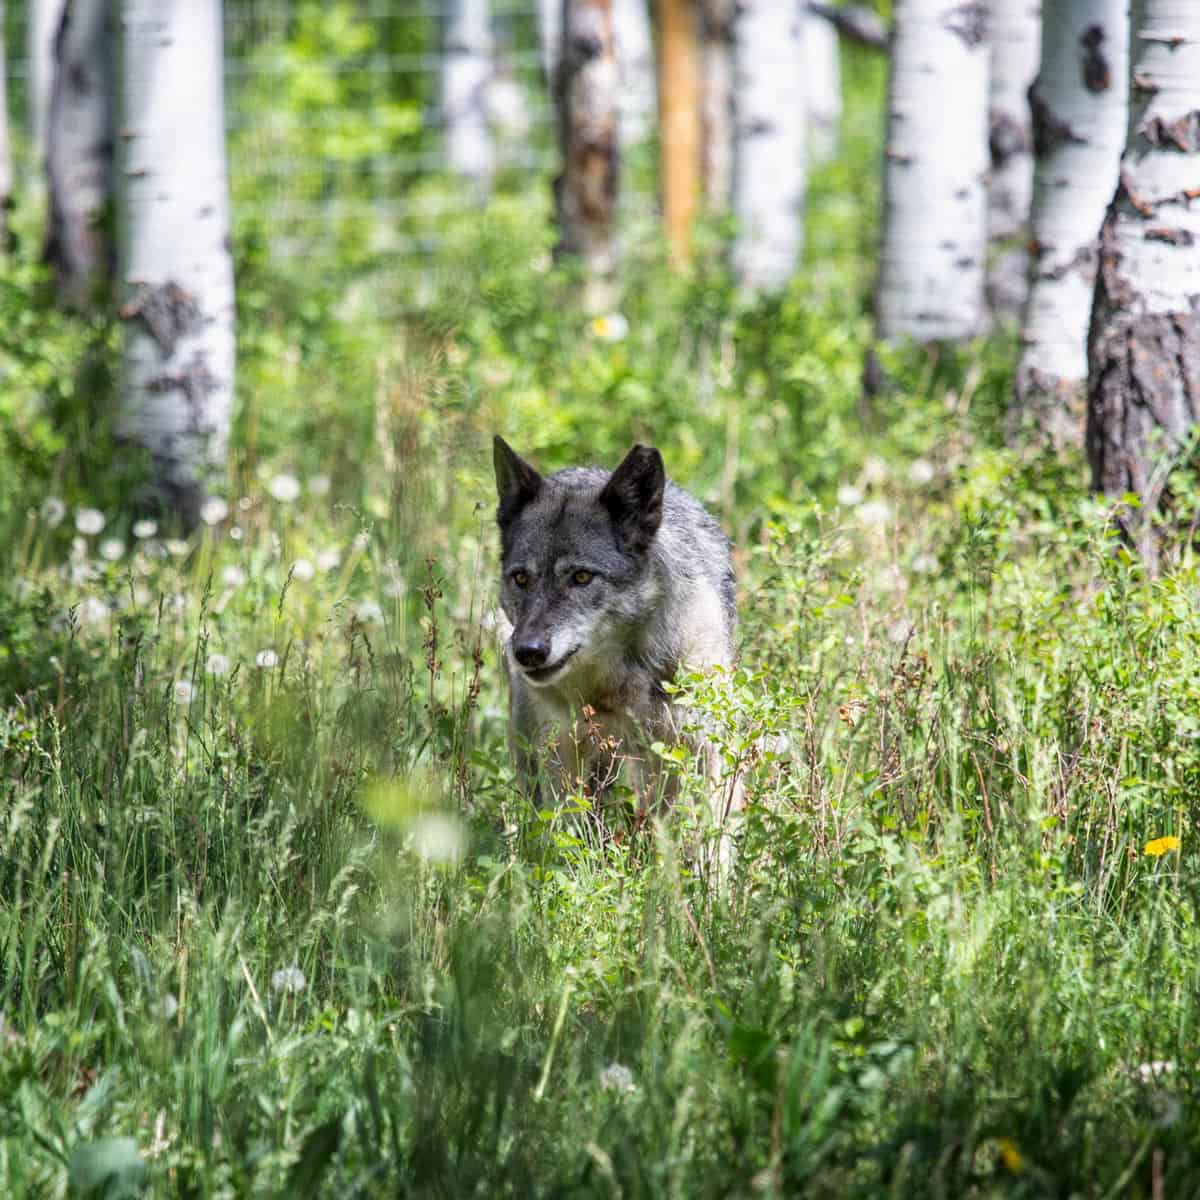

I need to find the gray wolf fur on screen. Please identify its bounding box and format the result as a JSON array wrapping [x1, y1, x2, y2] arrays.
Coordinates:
[[492, 436, 743, 851]]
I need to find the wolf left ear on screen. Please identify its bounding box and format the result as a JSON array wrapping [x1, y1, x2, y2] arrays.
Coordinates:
[[600, 444, 665, 555], [494, 436, 543, 528]]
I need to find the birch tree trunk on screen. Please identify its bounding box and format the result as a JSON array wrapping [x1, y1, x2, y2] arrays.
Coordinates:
[[538, 0, 561, 90], [443, 0, 494, 188], [876, 0, 989, 341], [986, 0, 1041, 321], [116, 0, 235, 526], [732, 0, 806, 293], [805, 10, 841, 165], [44, 0, 114, 307], [0, 7, 13, 248], [1087, 0, 1200, 570], [701, 0, 734, 212], [29, 0, 68, 176], [554, 0, 620, 308], [612, 0, 656, 147], [1012, 0, 1128, 445]]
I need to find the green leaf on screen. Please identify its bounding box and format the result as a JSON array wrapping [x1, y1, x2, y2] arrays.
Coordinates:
[[67, 1137, 147, 1198]]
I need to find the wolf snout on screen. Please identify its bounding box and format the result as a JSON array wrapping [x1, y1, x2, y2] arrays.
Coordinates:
[[512, 635, 551, 669]]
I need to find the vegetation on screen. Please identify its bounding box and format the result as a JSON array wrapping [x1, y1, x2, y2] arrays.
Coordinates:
[[1, 37, 1196, 1199]]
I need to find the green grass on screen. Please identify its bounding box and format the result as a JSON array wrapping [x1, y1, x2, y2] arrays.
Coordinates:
[[1, 40, 1199, 1200]]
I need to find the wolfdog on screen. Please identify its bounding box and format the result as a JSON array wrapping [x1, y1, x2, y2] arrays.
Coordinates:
[[492, 436, 743, 861]]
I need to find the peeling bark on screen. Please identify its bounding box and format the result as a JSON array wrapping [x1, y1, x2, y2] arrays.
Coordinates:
[[985, 0, 1040, 322], [701, 0, 734, 213], [1012, 0, 1128, 447], [443, 0, 494, 189], [554, 0, 620, 308], [44, 0, 115, 307], [1086, 0, 1200, 571], [117, 0, 235, 526], [732, 0, 806, 293], [876, 0, 989, 341]]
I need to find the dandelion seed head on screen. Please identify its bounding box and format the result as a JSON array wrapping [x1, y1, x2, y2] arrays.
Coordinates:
[[317, 549, 341, 573], [200, 497, 229, 526], [205, 653, 230, 677], [909, 458, 935, 486], [307, 474, 331, 497], [154, 993, 178, 1021], [132, 518, 158, 539], [862, 456, 890, 485], [270, 965, 307, 995], [41, 497, 67, 527], [912, 552, 939, 575], [173, 680, 194, 706], [856, 500, 892, 529], [221, 565, 246, 588], [255, 649, 279, 670], [356, 600, 384, 625], [598, 1063, 637, 1094], [77, 597, 111, 626], [267, 474, 301, 503], [290, 558, 315, 582], [409, 813, 465, 865], [836, 484, 863, 508], [99, 538, 126, 562], [74, 507, 106, 536], [352, 532, 371, 553]]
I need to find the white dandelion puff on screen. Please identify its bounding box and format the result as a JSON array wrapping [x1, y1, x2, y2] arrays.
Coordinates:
[[352, 531, 371, 553], [307, 474, 331, 497], [598, 1063, 637, 1094], [99, 538, 126, 562], [165, 538, 190, 558], [856, 500, 892, 529], [132, 518, 158, 539], [912, 552, 938, 575], [289, 558, 315, 582], [255, 649, 279, 670], [836, 484, 863, 508], [205, 653, 230, 677], [173, 680, 194, 706], [267, 474, 301, 503], [75, 507, 106, 536], [908, 458, 935, 486], [270, 965, 307, 995], [77, 597, 111, 626], [199, 496, 229, 526], [41, 497, 67, 527], [862, 456, 890, 485], [410, 813, 464, 865], [317, 549, 341, 573], [153, 993, 178, 1022], [221, 565, 246, 588], [356, 600, 384, 625]]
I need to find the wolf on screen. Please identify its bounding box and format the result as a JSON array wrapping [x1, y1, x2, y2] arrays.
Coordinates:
[[492, 436, 743, 860]]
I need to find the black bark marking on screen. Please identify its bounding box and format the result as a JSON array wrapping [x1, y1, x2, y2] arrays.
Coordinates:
[[1030, 86, 1087, 157], [942, 2, 987, 49], [120, 280, 202, 357], [1145, 226, 1195, 247], [989, 110, 1028, 167], [145, 353, 220, 432], [1141, 110, 1200, 152], [1078, 24, 1111, 93]]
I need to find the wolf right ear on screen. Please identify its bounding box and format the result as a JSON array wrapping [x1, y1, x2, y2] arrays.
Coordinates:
[[493, 436, 543, 528], [600, 444, 665, 555]]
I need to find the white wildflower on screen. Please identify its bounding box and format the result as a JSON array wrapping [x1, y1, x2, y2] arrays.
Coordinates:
[[862, 456, 890, 485], [912, 552, 939, 576], [289, 558, 315, 582], [221, 565, 246, 588], [238, 496, 253, 511], [229, 526, 244, 542], [1135, 1060, 1176, 1084], [270, 965, 307, 995], [68, 561, 99, 586], [99, 538, 126, 562], [255, 649, 279, 670], [199, 496, 229, 526], [307, 474, 331, 497], [356, 600, 384, 625], [410, 813, 464, 865], [856, 500, 892, 529], [908, 458, 935, 486], [317, 549, 341, 573], [75, 507, 106, 536], [836, 484, 863, 508], [166, 539, 190, 558], [598, 1063, 637, 1094], [381, 565, 407, 598], [352, 531, 371, 553], [153, 993, 178, 1022], [205, 653, 231, 677], [41, 497, 67, 527], [267, 474, 301, 503], [77, 597, 111, 626], [132, 518, 158, 539], [173, 680, 194, 706], [590, 312, 630, 343]]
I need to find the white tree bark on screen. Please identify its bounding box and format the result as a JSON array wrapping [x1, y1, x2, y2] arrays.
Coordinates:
[[29, 0, 68, 175], [0, 5, 12, 244], [1013, 0, 1128, 445], [986, 0, 1041, 320], [538, 0, 562, 91], [1087, 0, 1200, 569], [612, 0, 656, 147], [443, 0, 494, 187], [45, 0, 114, 306], [701, 0, 734, 212], [732, 0, 806, 293], [805, 10, 841, 165], [555, 0, 620, 309], [876, 0, 990, 341], [116, 0, 235, 525]]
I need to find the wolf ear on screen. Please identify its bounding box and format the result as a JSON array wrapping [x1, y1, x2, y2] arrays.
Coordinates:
[[600, 444, 665, 555], [494, 436, 543, 528]]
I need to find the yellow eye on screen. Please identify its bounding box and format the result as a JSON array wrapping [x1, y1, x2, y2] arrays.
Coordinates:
[[513, 570, 529, 588], [572, 570, 593, 586]]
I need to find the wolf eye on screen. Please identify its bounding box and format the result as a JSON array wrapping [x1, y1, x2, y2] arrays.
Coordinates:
[[512, 570, 530, 588], [571, 570, 594, 586]]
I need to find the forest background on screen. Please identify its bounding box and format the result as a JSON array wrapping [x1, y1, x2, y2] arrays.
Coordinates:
[[0, 2, 1198, 1196]]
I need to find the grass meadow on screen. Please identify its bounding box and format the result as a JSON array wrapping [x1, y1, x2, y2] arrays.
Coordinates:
[[1, 44, 1198, 1200]]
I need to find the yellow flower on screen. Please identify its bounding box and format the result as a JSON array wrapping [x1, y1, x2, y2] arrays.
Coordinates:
[[1144, 836, 1181, 857], [996, 1137, 1024, 1173]]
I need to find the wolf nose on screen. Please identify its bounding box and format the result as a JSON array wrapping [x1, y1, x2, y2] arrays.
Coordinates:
[[513, 637, 550, 669]]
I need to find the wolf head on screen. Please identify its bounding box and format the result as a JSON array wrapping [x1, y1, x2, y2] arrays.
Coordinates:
[[493, 436, 665, 688]]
